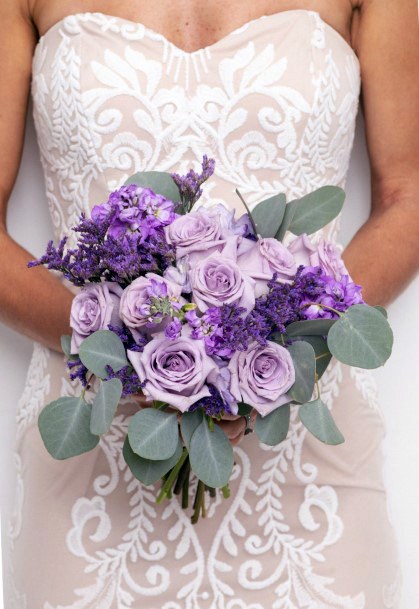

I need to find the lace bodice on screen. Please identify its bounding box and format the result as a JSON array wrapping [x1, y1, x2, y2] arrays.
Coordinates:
[[31, 9, 360, 247]]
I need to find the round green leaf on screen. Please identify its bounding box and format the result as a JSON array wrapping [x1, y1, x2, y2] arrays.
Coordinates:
[[79, 330, 129, 378], [255, 404, 290, 446], [374, 305, 388, 318], [180, 409, 204, 450], [293, 336, 332, 380], [38, 396, 99, 460], [128, 408, 179, 461], [251, 193, 286, 238], [299, 399, 344, 445], [60, 334, 72, 357], [275, 199, 298, 241], [288, 186, 345, 235], [287, 341, 316, 403], [286, 319, 336, 337], [189, 420, 234, 488], [327, 304, 393, 369], [90, 378, 123, 435], [123, 436, 183, 485], [125, 171, 181, 202]]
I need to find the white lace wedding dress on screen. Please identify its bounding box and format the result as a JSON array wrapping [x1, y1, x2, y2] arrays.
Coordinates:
[[5, 9, 401, 609]]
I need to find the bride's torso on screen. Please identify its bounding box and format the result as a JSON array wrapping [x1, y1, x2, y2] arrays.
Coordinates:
[[31, 7, 360, 248]]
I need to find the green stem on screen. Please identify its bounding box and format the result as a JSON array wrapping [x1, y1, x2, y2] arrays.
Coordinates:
[[221, 484, 231, 499], [191, 480, 205, 524], [156, 448, 189, 504], [315, 352, 331, 361], [181, 469, 190, 509], [207, 416, 215, 432], [173, 456, 190, 495], [315, 376, 321, 400]]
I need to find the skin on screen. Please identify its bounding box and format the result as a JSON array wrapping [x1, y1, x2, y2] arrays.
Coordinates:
[[0, 0, 418, 444]]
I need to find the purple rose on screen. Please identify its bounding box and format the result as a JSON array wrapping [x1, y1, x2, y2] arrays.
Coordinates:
[[288, 234, 317, 267], [119, 273, 183, 342], [70, 282, 123, 353], [228, 341, 295, 417], [310, 239, 348, 281], [237, 238, 297, 297], [127, 332, 218, 412], [164, 209, 231, 265], [190, 253, 255, 313]]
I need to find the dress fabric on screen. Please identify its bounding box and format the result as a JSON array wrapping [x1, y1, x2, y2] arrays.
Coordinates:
[[5, 10, 402, 609]]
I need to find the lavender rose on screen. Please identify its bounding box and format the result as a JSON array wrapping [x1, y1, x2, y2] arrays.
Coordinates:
[[228, 341, 295, 417], [127, 333, 218, 412], [119, 273, 183, 342], [289, 234, 349, 281], [190, 253, 255, 312], [70, 282, 123, 353], [164, 209, 226, 263], [237, 237, 297, 297]]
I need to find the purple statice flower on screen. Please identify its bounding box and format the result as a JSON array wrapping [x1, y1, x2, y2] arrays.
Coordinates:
[[28, 219, 176, 287], [165, 317, 182, 340], [105, 364, 148, 398], [188, 383, 233, 417], [67, 357, 89, 387], [171, 155, 215, 213], [108, 324, 147, 353]]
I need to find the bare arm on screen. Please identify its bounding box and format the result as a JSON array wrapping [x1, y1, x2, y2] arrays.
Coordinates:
[[0, 1, 73, 352], [342, 0, 419, 306]]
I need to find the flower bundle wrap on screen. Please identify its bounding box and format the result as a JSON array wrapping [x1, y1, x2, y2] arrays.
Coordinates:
[[30, 156, 393, 523]]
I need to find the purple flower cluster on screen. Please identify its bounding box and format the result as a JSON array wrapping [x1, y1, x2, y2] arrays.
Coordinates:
[[30, 157, 365, 420]]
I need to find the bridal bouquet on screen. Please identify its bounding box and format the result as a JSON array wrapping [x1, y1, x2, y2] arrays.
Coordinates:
[[30, 156, 393, 523]]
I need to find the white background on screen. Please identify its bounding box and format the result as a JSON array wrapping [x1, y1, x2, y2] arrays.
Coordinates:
[[0, 107, 418, 608]]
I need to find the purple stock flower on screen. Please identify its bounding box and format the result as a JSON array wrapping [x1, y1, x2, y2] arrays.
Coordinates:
[[165, 317, 182, 340]]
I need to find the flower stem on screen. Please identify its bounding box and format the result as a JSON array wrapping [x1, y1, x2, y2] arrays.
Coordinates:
[[156, 448, 189, 504], [191, 480, 205, 524], [221, 484, 231, 499]]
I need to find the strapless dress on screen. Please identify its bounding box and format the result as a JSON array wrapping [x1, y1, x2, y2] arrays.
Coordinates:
[[5, 10, 401, 609]]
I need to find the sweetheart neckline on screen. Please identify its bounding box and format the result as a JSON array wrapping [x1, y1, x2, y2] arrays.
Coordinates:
[[34, 9, 359, 66]]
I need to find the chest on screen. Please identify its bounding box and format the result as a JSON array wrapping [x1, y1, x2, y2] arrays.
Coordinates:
[[33, 0, 355, 52]]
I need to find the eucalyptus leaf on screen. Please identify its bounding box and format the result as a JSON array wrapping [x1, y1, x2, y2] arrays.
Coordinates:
[[180, 409, 204, 450], [90, 378, 123, 435], [125, 170, 181, 202], [237, 402, 253, 416], [251, 193, 286, 238], [61, 335, 72, 357], [275, 199, 298, 241], [286, 319, 336, 337], [38, 396, 99, 460], [189, 420, 234, 488], [123, 436, 183, 485], [287, 342, 316, 403], [288, 186, 345, 235], [299, 399, 344, 445], [128, 409, 179, 461], [374, 305, 388, 318], [327, 304, 393, 369], [79, 330, 129, 378], [292, 336, 332, 380], [254, 404, 290, 446]]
